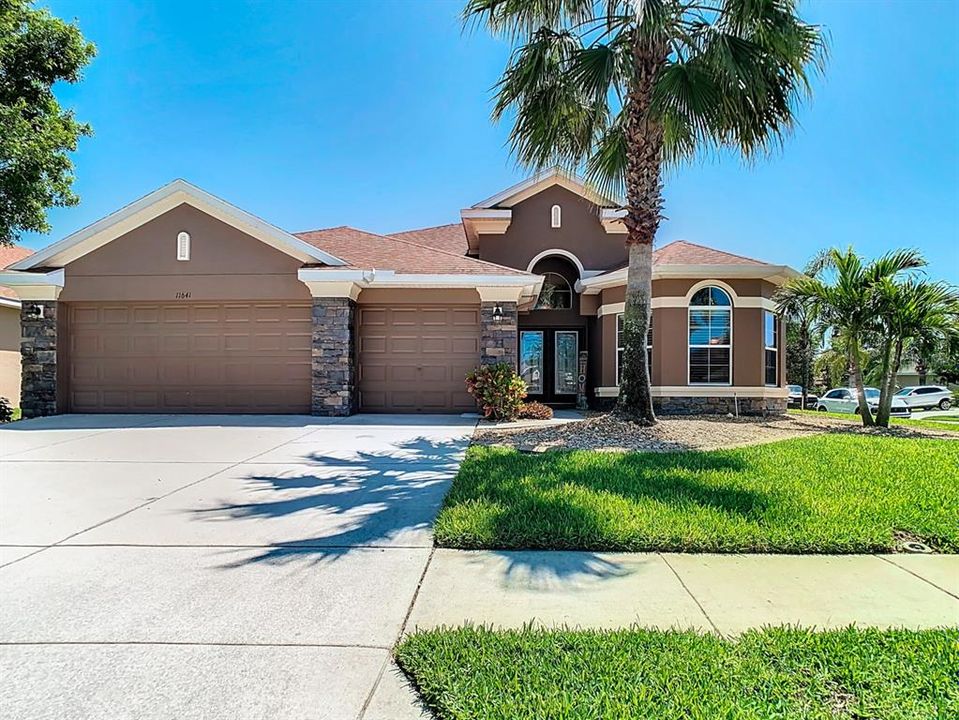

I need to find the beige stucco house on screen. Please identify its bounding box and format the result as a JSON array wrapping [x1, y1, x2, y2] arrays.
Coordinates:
[[0, 246, 34, 407], [0, 170, 794, 418]]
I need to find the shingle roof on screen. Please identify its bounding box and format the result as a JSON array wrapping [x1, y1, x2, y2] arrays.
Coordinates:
[[389, 223, 469, 255], [294, 226, 528, 276], [0, 246, 34, 302], [653, 240, 767, 266]]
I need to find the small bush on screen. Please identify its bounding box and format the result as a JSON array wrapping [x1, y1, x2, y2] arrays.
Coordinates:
[[0, 397, 13, 423], [518, 401, 553, 420], [465, 363, 527, 421]]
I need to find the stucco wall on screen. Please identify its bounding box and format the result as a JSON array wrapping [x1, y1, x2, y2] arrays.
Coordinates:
[[0, 305, 21, 405], [477, 185, 627, 273], [59, 204, 310, 303]]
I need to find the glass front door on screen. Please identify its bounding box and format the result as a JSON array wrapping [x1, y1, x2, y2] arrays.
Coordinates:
[[520, 328, 583, 404]]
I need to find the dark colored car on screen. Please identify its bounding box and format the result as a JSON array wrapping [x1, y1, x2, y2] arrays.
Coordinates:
[[787, 384, 818, 408]]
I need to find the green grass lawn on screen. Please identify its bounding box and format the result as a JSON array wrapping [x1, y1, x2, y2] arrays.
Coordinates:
[[433, 435, 959, 552], [396, 626, 958, 720], [788, 407, 959, 433]]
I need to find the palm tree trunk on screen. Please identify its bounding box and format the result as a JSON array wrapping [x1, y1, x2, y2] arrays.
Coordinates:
[[614, 36, 666, 425], [849, 336, 874, 426], [875, 336, 894, 428], [878, 339, 905, 426]]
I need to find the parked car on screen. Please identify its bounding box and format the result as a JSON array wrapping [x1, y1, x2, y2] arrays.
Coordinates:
[[894, 385, 953, 411], [816, 387, 911, 417], [786, 384, 818, 408]]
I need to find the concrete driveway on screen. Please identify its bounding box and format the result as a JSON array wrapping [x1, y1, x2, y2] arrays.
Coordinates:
[[0, 413, 474, 720]]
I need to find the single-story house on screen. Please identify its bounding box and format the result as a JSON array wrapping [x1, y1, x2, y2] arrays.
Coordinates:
[[0, 169, 794, 418], [0, 246, 34, 407]]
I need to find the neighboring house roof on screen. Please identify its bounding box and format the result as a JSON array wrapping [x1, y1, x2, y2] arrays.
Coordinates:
[[7, 179, 347, 271], [389, 223, 469, 256], [295, 226, 529, 276], [653, 240, 767, 266], [1, 246, 34, 305]]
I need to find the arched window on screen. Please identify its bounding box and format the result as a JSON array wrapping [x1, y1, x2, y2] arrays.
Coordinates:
[[534, 272, 572, 310], [550, 204, 562, 228], [688, 286, 732, 385]]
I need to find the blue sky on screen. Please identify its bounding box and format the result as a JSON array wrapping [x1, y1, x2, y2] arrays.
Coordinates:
[[30, 0, 959, 282]]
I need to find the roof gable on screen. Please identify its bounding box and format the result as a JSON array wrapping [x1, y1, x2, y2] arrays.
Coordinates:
[[471, 168, 619, 209], [8, 180, 346, 271]]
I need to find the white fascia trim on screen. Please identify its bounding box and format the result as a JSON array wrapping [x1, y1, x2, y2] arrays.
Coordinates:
[[471, 168, 619, 209], [9, 180, 347, 270], [0, 297, 22, 309], [579, 264, 798, 294], [594, 386, 788, 399], [0, 269, 65, 287], [596, 297, 779, 313], [297, 268, 539, 288], [597, 302, 625, 317], [526, 249, 587, 278]]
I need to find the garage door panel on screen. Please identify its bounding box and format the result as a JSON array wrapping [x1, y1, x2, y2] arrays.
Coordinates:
[[358, 304, 481, 413], [67, 302, 310, 413]]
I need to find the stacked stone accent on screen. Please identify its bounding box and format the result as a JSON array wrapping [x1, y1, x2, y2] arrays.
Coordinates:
[[654, 395, 787, 416], [480, 301, 518, 368], [311, 297, 356, 416], [20, 300, 59, 418]]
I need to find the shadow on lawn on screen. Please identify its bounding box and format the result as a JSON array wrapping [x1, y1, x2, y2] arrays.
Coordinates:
[[195, 435, 468, 568], [437, 447, 771, 556]]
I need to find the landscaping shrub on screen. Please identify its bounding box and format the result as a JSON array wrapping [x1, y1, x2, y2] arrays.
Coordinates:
[[0, 397, 13, 423], [518, 401, 553, 420], [465, 363, 527, 421]]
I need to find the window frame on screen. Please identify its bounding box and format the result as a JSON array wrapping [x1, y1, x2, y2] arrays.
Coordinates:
[[534, 272, 573, 310], [763, 310, 779, 387], [687, 286, 732, 386], [550, 204, 562, 228], [519, 330, 545, 395], [554, 330, 579, 395], [615, 312, 653, 386]]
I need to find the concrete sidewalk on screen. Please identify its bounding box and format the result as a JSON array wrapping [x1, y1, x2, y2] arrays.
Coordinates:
[[406, 550, 959, 636]]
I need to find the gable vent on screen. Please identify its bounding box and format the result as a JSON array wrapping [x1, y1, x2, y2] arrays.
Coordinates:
[[550, 204, 561, 228], [176, 231, 191, 261]]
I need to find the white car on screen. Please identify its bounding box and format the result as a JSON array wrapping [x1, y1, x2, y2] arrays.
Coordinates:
[[894, 385, 953, 411], [816, 387, 911, 417]]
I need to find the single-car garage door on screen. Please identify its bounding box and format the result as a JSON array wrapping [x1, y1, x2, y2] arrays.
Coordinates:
[[358, 305, 480, 413], [67, 301, 311, 413]]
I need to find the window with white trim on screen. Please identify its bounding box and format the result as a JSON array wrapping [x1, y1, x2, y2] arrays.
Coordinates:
[[616, 312, 653, 385], [764, 310, 778, 386], [688, 286, 732, 384], [534, 272, 572, 310], [176, 231, 191, 261], [550, 204, 561, 228]]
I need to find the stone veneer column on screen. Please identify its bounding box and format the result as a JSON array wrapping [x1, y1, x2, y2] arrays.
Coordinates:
[[20, 300, 59, 418], [480, 301, 518, 368], [311, 297, 356, 416]]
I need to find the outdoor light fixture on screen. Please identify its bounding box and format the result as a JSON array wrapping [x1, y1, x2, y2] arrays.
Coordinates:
[[492, 304, 504, 320]]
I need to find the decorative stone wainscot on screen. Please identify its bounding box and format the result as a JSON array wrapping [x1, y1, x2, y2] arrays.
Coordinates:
[[311, 297, 356, 416], [480, 301, 518, 368], [20, 300, 58, 418], [654, 396, 787, 416]]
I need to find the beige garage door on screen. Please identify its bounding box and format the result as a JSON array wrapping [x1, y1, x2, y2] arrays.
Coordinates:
[[67, 301, 311, 413], [358, 305, 480, 413]]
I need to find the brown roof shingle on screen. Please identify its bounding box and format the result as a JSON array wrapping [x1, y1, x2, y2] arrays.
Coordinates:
[[389, 223, 469, 255], [1, 246, 34, 302], [653, 240, 767, 266], [294, 226, 528, 276]]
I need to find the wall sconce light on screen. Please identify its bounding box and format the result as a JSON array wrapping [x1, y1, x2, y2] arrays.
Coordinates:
[[492, 304, 504, 320]]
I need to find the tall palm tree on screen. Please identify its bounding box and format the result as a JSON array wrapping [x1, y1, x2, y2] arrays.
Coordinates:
[[784, 247, 925, 427], [775, 252, 829, 408], [873, 279, 959, 426], [465, 0, 826, 423]]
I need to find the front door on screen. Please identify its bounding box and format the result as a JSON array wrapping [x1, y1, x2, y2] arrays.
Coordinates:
[[519, 328, 583, 405]]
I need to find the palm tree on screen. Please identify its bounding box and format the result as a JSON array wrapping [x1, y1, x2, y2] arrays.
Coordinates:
[[465, 0, 826, 423], [873, 279, 959, 426], [784, 247, 925, 427], [775, 252, 829, 409]]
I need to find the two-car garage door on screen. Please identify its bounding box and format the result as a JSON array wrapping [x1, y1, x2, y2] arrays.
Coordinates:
[[67, 302, 312, 413], [65, 301, 482, 414]]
